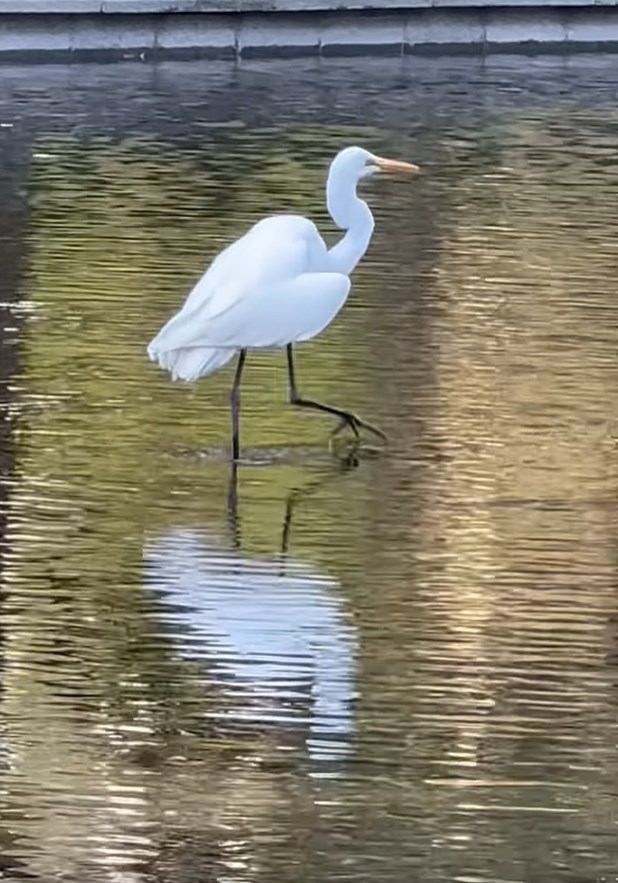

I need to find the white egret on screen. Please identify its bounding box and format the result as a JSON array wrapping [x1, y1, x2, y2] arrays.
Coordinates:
[[147, 145, 420, 459]]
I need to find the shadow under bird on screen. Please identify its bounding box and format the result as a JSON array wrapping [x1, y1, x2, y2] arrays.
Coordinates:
[[147, 145, 420, 460]]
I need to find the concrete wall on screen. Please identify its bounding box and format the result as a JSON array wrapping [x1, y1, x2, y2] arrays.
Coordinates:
[[0, 2, 617, 59], [2, 0, 618, 10]]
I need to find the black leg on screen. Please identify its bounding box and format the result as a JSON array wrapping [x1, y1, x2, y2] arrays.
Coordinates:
[[286, 344, 386, 441], [231, 349, 246, 461]]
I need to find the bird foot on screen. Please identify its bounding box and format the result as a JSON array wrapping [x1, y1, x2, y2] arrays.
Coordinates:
[[328, 430, 385, 466], [328, 434, 360, 466], [329, 412, 387, 443]]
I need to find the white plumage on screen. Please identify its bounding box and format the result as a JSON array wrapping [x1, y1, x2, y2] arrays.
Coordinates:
[[148, 217, 349, 381], [146, 145, 419, 456]]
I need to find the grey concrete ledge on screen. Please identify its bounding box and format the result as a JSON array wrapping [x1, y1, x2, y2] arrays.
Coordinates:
[[2, 0, 618, 10], [1, 7, 618, 60]]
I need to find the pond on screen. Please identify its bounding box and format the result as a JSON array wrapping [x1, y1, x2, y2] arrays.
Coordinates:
[[0, 53, 617, 883]]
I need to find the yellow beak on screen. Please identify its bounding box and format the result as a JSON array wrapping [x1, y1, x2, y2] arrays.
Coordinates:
[[375, 156, 421, 175]]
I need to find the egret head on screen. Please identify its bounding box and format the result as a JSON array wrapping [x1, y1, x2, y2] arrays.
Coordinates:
[[327, 145, 420, 235], [330, 145, 420, 182]]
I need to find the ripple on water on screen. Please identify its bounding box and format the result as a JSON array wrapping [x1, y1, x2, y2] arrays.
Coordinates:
[[0, 53, 617, 883]]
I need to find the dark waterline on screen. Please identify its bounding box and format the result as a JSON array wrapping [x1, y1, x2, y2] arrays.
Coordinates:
[[0, 54, 617, 883]]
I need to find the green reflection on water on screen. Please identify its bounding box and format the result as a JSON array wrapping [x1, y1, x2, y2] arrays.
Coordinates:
[[1, 61, 618, 883]]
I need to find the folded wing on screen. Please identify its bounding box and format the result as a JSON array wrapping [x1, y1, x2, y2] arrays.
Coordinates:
[[147, 215, 350, 379]]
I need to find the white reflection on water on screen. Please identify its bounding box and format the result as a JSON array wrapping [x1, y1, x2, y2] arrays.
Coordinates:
[[144, 520, 358, 764]]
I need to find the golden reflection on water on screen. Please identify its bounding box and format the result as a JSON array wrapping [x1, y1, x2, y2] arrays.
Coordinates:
[[0, 54, 617, 883]]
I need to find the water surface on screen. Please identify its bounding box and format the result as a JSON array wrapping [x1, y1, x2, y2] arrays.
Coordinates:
[[0, 54, 617, 883]]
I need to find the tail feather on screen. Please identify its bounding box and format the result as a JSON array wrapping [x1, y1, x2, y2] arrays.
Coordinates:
[[148, 344, 235, 382]]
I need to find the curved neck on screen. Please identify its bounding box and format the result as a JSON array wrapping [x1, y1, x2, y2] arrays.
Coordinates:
[[326, 167, 374, 276]]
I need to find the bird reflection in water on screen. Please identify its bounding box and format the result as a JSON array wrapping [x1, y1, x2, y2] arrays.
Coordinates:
[[144, 464, 359, 767]]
